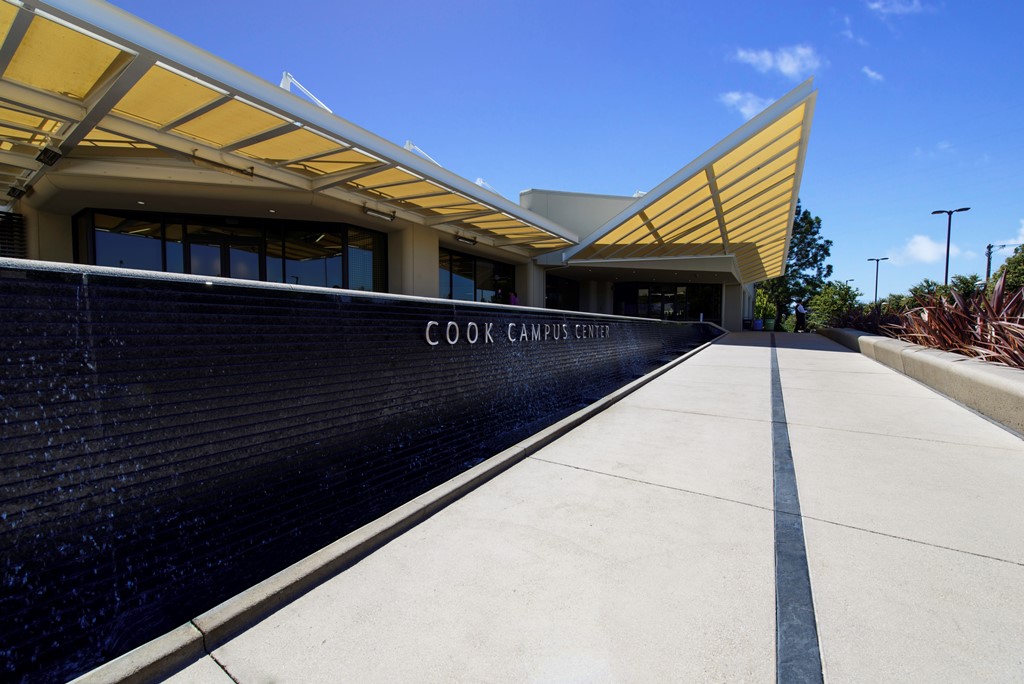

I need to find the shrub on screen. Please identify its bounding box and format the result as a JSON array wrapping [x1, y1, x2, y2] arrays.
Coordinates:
[[880, 272, 1024, 369], [807, 280, 862, 330]]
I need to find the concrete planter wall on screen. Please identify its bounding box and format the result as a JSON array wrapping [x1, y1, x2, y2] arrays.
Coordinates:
[[819, 328, 1024, 435]]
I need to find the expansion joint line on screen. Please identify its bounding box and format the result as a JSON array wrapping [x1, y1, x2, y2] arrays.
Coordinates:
[[190, 619, 242, 684], [771, 333, 823, 683]]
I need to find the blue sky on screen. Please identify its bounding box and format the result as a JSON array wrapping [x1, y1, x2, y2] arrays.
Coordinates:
[[107, 0, 1024, 299]]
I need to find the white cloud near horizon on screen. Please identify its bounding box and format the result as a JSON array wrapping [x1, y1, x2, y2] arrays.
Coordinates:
[[718, 92, 774, 120], [995, 219, 1024, 247], [888, 234, 961, 265], [866, 0, 925, 15], [734, 45, 823, 80], [862, 66, 884, 81]]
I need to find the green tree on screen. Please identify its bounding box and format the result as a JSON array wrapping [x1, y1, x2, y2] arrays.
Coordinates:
[[909, 274, 980, 303], [807, 280, 863, 329], [882, 292, 912, 313], [990, 245, 1024, 291], [758, 201, 833, 330], [908, 277, 941, 300], [754, 287, 775, 320], [949, 273, 981, 299]]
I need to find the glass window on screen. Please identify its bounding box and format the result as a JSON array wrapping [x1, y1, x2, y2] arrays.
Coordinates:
[[165, 224, 185, 274], [228, 244, 260, 280], [265, 227, 284, 283], [77, 209, 386, 291], [450, 252, 475, 302], [94, 214, 162, 271], [494, 262, 515, 304], [347, 228, 379, 292], [545, 274, 580, 311], [439, 248, 514, 303], [438, 251, 452, 299], [189, 242, 221, 277], [283, 230, 343, 287], [475, 259, 495, 303], [687, 284, 722, 323], [613, 281, 722, 324]]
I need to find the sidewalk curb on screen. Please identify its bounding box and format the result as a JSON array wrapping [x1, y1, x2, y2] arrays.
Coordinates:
[[70, 337, 720, 684], [819, 328, 1024, 435]]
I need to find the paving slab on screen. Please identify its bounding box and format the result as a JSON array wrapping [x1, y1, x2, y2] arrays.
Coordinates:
[[775, 345, 889, 374], [779, 382, 1017, 449], [803, 519, 1024, 683], [212, 458, 776, 683], [790, 424, 1024, 563], [536, 399, 774, 509], [161, 656, 234, 684], [539, 405, 773, 509], [627, 369, 772, 423], [779, 366, 946, 399]]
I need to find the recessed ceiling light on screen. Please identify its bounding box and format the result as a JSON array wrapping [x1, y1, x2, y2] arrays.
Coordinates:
[[137, 201, 145, 205], [269, 209, 276, 213]]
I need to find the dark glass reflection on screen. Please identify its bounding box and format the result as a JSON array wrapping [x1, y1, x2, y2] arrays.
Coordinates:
[[75, 209, 387, 292], [284, 230, 343, 287], [347, 230, 376, 291], [613, 281, 723, 324], [438, 247, 515, 303], [94, 215, 162, 271], [545, 274, 580, 311]]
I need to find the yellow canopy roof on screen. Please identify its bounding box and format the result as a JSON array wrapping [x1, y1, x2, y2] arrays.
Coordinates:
[[0, 0, 574, 251], [552, 80, 816, 284]]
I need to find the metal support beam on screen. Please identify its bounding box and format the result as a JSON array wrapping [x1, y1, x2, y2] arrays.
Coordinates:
[[705, 165, 730, 254]]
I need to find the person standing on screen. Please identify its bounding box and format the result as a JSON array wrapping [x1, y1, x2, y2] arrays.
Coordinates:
[[795, 299, 807, 332]]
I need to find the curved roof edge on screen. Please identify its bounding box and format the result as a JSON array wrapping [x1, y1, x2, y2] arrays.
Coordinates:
[[26, 0, 579, 246], [543, 79, 817, 284]]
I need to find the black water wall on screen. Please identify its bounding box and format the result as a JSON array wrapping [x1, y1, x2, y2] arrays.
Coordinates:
[[0, 262, 720, 682]]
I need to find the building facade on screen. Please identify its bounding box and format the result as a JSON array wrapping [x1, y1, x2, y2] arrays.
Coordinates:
[[0, 0, 815, 330]]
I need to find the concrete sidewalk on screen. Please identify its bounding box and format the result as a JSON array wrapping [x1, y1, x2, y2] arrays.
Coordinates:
[[164, 332, 1024, 683]]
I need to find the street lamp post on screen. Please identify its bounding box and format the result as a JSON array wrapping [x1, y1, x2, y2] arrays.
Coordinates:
[[986, 242, 1022, 282], [932, 207, 970, 285], [868, 257, 888, 312]]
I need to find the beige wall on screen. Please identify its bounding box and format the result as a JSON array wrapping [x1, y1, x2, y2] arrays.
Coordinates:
[[388, 223, 438, 298], [521, 189, 635, 242], [19, 204, 73, 263], [521, 261, 546, 308], [722, 284, 743, 331]]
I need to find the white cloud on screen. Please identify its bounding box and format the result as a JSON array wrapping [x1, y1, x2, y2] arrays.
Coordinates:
[[888, 234, 961, 265], [718, 92, 774, 120], [734, 44, 823, 80], [862, 66, 884, 81], [735, 48, 773, 72], [866, 0, 925, 15], [841, 16, 869, 45], [995, 219, 1024, 246], [914, 140, 955, 159]]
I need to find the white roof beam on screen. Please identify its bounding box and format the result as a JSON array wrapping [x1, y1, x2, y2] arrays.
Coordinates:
[[309, 163, 392, 191], [705, 166, 730, 254]]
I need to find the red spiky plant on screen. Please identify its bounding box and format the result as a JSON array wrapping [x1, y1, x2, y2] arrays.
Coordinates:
[[881, 272, 1024, 369]]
